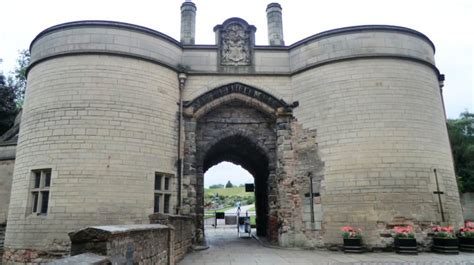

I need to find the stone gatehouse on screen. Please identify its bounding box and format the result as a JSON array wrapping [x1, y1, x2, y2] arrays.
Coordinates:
[[0, 1, 464, 263]]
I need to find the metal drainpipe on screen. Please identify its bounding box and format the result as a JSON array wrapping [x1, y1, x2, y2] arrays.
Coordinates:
[[177, 72, 187, 215]]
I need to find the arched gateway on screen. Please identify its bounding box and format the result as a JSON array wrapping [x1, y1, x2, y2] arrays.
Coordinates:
[[1, 1, 464, 263], [181, 82, 305, 242]]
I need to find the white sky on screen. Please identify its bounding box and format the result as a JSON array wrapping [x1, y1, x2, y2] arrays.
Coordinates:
[[205, 162, 253, 188], [0, 0, 472, 185]]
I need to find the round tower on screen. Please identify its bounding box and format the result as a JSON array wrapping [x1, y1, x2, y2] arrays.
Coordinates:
[[4, 21, 181, 260]]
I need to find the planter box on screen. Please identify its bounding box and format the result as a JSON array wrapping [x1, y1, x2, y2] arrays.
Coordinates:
[[432, 237, 459, 254], [343, 238, 363, 253], [459, 237, 474, 252], [394, 238, 417, 254]]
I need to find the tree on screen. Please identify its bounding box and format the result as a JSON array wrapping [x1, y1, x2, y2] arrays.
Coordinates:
[[209, 184, 224, 189], [9, 49, 30, 106], [0, 73, 18, 135], [225, 180, 233, 188], [447, 111, 474, 192]]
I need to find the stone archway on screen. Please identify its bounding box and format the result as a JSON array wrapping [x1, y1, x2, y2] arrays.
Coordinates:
[[182, 83, 324, 246], [203, 134, 271, 236]]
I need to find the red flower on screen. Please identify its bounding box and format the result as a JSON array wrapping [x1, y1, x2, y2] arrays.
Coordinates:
[[432, 225, 456, 238]]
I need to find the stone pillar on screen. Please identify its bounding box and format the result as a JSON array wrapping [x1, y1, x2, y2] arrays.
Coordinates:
[[266, 3, 284, 46], [180, 1, 196, 45]]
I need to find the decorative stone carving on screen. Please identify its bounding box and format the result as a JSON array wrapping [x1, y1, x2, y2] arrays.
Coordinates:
[[221, 24, 250, 65], [183, 82, 294, 112], [214, 18, 256, 66]]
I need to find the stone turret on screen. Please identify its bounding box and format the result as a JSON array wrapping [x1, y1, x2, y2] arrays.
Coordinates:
[[266, 3, 284, 46], [180, 0, 196, 45]]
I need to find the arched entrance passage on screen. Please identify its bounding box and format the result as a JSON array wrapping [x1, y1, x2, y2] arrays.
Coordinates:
[[182, 83, 295, 243], [203, 135, 269, 236]]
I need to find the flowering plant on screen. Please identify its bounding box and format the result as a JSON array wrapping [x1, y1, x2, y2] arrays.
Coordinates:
[[458, 221, 474, 238], [392, 225, 415, 239], [432, 225, 456, 239], [341, 226, 362, 239]]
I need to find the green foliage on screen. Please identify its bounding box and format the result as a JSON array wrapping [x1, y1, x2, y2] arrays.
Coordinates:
[[6, 49, 30, 108], [0, 74, 18, 135], [209, 184, 224, 189], [394, 233, 415, 239], [459, 231, 474, 238], [447, 111, 474, 192], [225, 180, 233, 188], [204, 186, 254, 208]]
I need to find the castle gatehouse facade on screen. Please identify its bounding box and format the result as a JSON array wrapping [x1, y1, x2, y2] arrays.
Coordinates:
[[1, 1, 463, 262]]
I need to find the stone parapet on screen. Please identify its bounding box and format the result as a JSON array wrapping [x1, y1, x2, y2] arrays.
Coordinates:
[[149, 213, 195, 262], [69, 224, 170, 265]]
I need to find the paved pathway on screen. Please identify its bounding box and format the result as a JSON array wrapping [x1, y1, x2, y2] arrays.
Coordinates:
[[224, 204, 254, 215], [178, 227, 474, 265]]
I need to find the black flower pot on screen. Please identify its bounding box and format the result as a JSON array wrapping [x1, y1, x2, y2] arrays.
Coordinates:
[[343, 238, 363, 253], [432, 237, 459, 254], [394, 238, 417, 254], [459, 237, 474, 252]]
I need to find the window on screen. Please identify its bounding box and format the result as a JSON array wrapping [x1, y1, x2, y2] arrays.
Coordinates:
[[154, 172, 173, 214], [30, 169, 51, 215]]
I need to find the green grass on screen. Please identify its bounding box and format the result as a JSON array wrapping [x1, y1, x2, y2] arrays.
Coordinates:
[[204, 186, 253, 197]]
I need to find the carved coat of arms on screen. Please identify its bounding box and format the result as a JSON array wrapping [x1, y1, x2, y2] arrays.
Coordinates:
[[220, 24, 251, 65]]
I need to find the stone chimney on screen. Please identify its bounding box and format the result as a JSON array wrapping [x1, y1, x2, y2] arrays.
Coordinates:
[[266, 3, 284, 46], [180, 0, 196, 45]]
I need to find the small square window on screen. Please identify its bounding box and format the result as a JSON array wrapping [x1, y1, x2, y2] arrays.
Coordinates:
[[154, 172, 173, 214], [30, 169, 51, 215]]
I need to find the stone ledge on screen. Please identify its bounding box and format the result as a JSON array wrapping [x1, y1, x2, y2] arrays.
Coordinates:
[[69, 224, 169, 241]]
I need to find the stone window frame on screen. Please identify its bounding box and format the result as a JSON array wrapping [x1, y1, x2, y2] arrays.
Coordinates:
[[28, 168, 52, 216], [154, 172, 173, 214]]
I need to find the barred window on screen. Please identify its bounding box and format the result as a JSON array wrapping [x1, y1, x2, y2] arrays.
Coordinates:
[[30, 169, 51, 215], [154, 172, 173, 214]]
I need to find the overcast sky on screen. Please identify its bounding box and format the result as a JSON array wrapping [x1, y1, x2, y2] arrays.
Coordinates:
[[0, 0, 472, 186]]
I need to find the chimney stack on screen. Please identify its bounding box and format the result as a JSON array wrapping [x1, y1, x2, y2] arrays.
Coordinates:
[[266, 3, 284, 46], [180, 1, 196, 45]]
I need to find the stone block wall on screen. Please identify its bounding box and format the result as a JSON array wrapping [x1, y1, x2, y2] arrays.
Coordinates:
[[69, 224, 170, 265], [293, 58, 464, 247], [4, 54, 179, 256], [149, 213, 194, 262], [0, 159, 14, 224]]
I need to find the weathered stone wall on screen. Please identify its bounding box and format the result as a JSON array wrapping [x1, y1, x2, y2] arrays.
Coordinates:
[[183, 99, 278, 241], [0, 159, 14, 224], [292, 59, 463, 247], [69, 225, 170, 265], [274, 115, 324, 247], [0, 158, 14, 257], [461, 192, 474, 220], [149, 213, 194, 263]]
